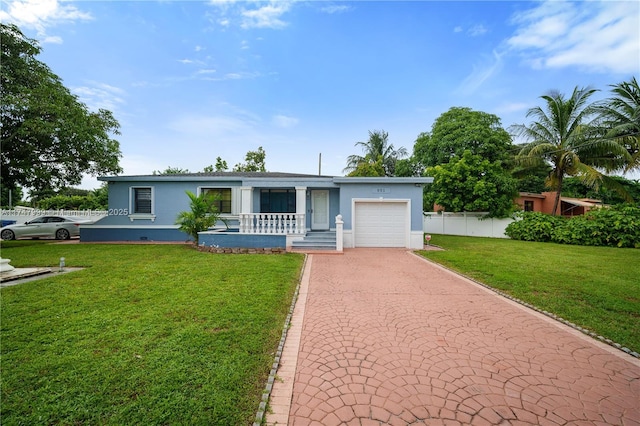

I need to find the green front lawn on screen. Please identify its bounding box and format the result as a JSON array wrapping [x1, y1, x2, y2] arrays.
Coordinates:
[[419, 235, 640, 354], [0, 242, 303, 425]]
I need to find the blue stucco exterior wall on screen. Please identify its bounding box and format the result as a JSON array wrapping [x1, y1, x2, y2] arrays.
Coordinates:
[[337, 182, 425, 230], [81, 227, 188, 242], [198, 232, 286, 249]]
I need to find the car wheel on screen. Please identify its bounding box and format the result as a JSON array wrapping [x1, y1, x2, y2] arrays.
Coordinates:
[[56, 229, 70, 240], [1, 229, 15, 240]]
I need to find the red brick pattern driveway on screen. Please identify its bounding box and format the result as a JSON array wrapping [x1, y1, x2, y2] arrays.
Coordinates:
[[285, 249, 640, 425]]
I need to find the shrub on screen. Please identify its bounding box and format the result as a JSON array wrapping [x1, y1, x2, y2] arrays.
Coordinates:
[[578, 205, 640, 248], [505, 212, 564, 242], [506, 205, 640, 248]]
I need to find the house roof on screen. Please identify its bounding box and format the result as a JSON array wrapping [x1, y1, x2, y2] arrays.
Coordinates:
[[561, 198, 601, 207], [99, 172, 433, 185], [99, 171, 335, 181]]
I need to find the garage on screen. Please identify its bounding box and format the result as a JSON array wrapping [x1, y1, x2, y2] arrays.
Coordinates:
[[353, 200, 409, 247]]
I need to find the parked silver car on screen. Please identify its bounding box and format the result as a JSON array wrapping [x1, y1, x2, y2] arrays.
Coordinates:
[[0, 216, 93, 240]]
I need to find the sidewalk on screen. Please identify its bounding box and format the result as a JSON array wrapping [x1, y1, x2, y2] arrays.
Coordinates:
[[268, 248, 640, 425]]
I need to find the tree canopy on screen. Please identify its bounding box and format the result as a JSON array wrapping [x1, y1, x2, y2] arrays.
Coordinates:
[[344, 130, 407, 176], [510, 86, 632, 214], [233, 146, 266, 172], [1, 24, 122, 193], [426, 151, 518, 218], [598, 77, 640, 172], [417, 107, 513, 168], [153, 166, 190, 175], [203, 157, 229, 173]]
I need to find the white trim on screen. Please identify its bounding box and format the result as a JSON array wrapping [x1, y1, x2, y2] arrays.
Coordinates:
[[128, 213, 156, 222], [129, 186, 155, 217], [351, 198, 411, 248]]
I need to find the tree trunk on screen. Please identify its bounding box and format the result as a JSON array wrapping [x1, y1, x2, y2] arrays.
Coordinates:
[[551, 174, 563, 216]]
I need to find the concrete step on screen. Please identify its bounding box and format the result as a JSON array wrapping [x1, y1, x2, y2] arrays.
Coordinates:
[[291, 231, 337, 250]]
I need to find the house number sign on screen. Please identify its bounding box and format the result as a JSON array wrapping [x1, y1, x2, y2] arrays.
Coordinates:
[[373, 187, 391, 194]]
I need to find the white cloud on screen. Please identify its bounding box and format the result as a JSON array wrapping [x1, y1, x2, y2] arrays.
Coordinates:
[[272, 114, 299, 128], [456, 50, 504, 95], [223, 71, 259, 80], [453, 26, 463, 33], [321, 5, 352, 14], [196, 68, 217, 75], [42, 34, 62, 44], [468, 24, 487, 37], [241, 2, 291, 29], [0, 0, 92, 42], [72, 82, 126, 113], [508, 1, 640, 74]]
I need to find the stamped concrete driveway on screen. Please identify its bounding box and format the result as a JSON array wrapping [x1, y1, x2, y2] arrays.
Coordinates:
[[268, 248, 640, 425]]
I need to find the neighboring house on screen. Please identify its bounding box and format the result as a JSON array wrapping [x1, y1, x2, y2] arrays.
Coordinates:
[[516, 192, 603, 216], [81, 172, 432, 249]]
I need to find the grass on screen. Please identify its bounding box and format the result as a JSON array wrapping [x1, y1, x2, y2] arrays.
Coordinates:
[[418, 235, 640, 354], [0, 241, 304, 425]]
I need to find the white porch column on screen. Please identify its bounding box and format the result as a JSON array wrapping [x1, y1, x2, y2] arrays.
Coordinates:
[[335, 214, 343, 252], [239, 186, 253, 233], [240, 186, 253, 214], [295, 186, 307, 234]]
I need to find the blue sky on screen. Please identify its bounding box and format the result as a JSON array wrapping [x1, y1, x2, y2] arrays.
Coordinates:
[[2, 0, 639, 189]]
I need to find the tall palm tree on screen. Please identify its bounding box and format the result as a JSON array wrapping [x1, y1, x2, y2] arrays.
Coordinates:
[[344, 130, 408, 176], [598, 77, 640, 172], [510, 86, 631, 215]]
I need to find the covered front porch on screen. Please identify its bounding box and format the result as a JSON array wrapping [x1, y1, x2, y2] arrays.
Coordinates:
[[199, 185, 338, 249]]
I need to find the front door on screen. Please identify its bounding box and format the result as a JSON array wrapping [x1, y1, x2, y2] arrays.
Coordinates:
[[311, 190, 329, 230]]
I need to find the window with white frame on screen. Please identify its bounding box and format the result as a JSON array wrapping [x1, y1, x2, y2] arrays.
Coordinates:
[[132, 187, 153, 214], [260, 189, 296, 213], [201, 188, 232, 214]]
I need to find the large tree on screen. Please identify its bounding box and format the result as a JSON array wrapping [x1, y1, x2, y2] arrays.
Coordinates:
[[344, 130, 407, 176], [510, 86, 631, 215], [417, 107, 513, 168], [598, 77, 640, 172], [426, 150, 518, 217], [1, 24, 122, 193]]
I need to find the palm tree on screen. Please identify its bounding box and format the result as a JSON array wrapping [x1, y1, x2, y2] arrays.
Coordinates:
[[176, 191, 226, 243], [510, 86, 631, 215], [598, 77, 640, 172], [344, 130, 407, 176]]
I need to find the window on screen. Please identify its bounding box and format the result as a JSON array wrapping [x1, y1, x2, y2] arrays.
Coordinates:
[[134, 187, 152, 214], [524, 200, 534, 212], [203, 188, 232, 214], [260, 189, 296, 213]]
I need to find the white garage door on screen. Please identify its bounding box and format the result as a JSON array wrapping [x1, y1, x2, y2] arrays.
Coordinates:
[[354, 201, 408, 247]]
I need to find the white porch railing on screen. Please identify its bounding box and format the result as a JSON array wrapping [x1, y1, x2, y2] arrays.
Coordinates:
[[239, 213, 305, 234]]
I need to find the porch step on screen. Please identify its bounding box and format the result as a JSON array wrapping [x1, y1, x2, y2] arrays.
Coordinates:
[[291, 231, 337, 250]]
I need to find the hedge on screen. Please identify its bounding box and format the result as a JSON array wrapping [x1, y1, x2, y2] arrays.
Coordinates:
[[505, 205, 640, 248]]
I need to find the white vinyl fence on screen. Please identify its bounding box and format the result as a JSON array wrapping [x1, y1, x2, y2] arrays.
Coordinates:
[[423, 212, 514, 238], [1, 207, 108, 225]]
